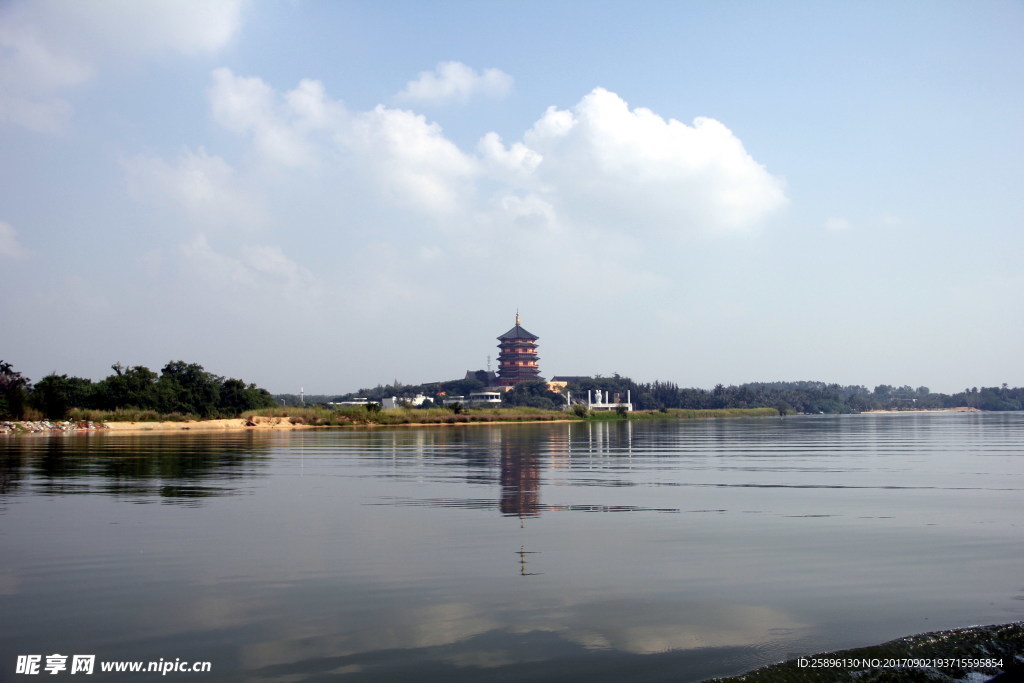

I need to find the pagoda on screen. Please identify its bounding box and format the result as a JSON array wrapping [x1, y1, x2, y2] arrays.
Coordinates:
[[496, 313, 541, 387]]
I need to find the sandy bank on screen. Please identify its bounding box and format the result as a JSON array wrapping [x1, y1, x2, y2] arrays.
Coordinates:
[[102, 416, 313, 433]]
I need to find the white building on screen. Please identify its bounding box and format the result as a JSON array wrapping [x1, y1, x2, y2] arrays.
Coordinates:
[[467, 391, 502, 405], [381, 395, 429, 409], [329, 398, 369, 406]]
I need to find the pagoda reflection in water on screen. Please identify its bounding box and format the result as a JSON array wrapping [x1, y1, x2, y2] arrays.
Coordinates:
[[499, 442, 542, 518]]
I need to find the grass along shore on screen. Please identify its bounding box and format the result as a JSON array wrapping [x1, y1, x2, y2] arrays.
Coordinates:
[[240, 405, 781, 426], [242, 405, 575, 426]]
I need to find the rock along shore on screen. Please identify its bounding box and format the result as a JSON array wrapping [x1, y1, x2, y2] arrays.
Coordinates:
[[1, 420, 104, 435], [0, 416, 311, 436], [706, 621, 1023, 682]]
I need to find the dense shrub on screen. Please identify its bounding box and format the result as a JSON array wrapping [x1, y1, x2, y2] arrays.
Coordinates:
[[19, 361, 276, 420]]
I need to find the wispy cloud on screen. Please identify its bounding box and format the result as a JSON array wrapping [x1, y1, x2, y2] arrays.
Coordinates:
[[0, 221, 29, 259], [0, 0, 243, 132], [824, 217, 850, 231], [181, 235, 317, 295], [396, 61, 513, 104], [123, 148, 267, 232], [880, 212, 902, 227]]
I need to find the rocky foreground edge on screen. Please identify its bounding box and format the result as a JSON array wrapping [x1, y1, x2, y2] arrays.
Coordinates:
[[707, 622, 1023, 683]]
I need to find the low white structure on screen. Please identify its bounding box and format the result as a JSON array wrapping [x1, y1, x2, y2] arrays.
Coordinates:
[[467, 391, 502, 405], [586, 388, 633, 412], [442, 392, 503, 407], [329, 398, 369, 406], [381, 395, 429, 409]]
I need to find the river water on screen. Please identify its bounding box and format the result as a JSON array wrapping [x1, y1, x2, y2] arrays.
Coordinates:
[[2, 412, 1022, 681]]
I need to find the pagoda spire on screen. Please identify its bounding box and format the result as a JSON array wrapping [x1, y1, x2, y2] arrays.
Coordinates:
[[515, 310, 520, 326]]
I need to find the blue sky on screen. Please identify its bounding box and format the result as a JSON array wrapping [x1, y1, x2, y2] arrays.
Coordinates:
[[1, 0, 1021, 394]]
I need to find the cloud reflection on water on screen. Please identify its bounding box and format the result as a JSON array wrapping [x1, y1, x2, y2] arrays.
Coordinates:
[[236, 595, 803, 678]]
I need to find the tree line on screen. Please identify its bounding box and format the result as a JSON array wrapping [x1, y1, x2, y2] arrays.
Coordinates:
[[0, 360, 276, 420], [331, 375, 1024, 414], [5, 357, 1020, 421]]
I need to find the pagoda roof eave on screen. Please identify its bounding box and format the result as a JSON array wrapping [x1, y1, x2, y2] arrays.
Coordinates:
[[497, 324, 538, 341]]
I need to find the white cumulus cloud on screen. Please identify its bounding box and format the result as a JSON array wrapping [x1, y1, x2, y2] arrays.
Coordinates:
[[201, 71, 785, 238], [516, 88, 788, 235], [478, 132, 543, 182], [130, 73, 788, 321], [208, 68, 478, 216], [346, 105, 478, 215], [396, 61, 513, 104], [208, 68, 343, 168]]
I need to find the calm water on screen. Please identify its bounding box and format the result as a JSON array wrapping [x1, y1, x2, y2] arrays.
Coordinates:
[[2, 413, 1022, 681]]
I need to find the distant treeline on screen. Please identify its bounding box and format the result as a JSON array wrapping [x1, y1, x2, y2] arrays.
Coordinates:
[[5, 357, 1020, 421], [0, 360, 276, 420], [327, 376, 1024, 414], [612, 379, 1023, 413]]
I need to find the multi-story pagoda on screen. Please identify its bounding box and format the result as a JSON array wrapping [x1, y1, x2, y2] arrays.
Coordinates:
[[496, 313, 541, 387]]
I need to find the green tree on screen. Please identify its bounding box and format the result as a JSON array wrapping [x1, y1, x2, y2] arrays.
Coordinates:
[[440, 378, 485, 397], [502, 379, 560, 410], [31, 374, 95, 419], [0, 360, 30, 419], [157, 361, 220, 417], [219, 378, 276, 415], [95, 364, 158, 410]]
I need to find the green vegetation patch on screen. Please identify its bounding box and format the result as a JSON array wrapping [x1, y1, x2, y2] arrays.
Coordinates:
[[242, 405, 578, 427], [238, 405, 784, 428], [1, 360, 277, 421]]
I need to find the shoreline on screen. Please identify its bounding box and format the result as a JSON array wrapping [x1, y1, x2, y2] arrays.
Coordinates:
[[1, 416, 581, 435], [100, 416, 582, 433], [861, 407, 979, 414], [1, 407, 987, 436], [0, 416, 318, 436]]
